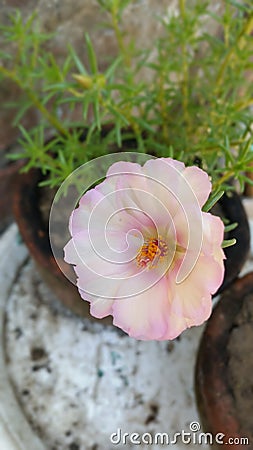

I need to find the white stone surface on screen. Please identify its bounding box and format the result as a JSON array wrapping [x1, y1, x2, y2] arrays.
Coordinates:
[[0, 198, 253, 450], [0, 224, 45, 450], [5, 261, 207, 450]]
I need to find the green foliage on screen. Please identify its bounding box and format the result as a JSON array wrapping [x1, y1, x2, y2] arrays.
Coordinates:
[[0, 0, 253, 210]]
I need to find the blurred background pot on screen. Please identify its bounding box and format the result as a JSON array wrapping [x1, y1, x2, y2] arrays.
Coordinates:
[[0, 156, 24, 233], [195, 273, 253, 449]]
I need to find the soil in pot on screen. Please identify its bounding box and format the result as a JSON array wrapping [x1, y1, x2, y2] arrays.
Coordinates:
[[195, 273, 253, 449]]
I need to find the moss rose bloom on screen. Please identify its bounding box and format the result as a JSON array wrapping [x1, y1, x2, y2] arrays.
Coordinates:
[[64, 158, 225, 340]]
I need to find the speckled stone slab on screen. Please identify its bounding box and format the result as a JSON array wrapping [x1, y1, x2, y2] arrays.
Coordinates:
[[5, 260, 207, 450], [2, 196, 253, 450]]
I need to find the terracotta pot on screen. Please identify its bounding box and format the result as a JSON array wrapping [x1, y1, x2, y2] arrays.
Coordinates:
[[0, 159, 24, 233], [12, 166, 250, 320], [195, 273, 253, 449]]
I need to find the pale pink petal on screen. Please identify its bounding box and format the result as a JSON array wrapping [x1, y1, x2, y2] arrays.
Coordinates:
[[143, 158, 195, 220], [70, 188, 114, 235], [107, 161, 143, 178], [171, 204, 202, 249], [64, 157, 225, 341], [65, 229, 140, 301], [143, 159, 211, 220], [112, 278, 169, 340], [170, 274, 212, 323], [73, 289, 114, 319], [202, 212, 225, 255], [181, 166, 211, 207], [115, 173, 174, 231], [146, 157, 186, 172], [65, 230, 137, 272], [69, 207, 89, 235], [168, 254, 221, 324], [108, 195, 155, 234], [90, 297, 114, 318]]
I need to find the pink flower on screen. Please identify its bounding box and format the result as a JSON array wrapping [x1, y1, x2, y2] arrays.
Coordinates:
[[64, 158, 225, 340]]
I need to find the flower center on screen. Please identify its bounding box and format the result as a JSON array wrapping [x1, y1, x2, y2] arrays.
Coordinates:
[[136, 237, 168, 269]]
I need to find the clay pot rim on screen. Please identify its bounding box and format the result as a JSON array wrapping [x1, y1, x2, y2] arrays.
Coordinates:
[[0, 159, 26, 233]]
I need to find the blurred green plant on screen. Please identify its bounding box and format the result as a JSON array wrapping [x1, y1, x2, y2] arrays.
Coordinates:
[[0, 0, 252, 210]]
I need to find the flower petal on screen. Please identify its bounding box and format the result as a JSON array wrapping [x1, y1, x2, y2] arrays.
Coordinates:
[[64, 157, 225, 341], [89, 296, 114, 318], [181, 166, 211, 207], [112, 277, 169, 340]]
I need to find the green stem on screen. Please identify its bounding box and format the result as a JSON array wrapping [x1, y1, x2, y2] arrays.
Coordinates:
[[111, 7, 131, 70], [158, 66, 169, 144], [194, 139, 244, 154], [0, 65, 69, 137], [215, 13, 253, 93], [234, 98, 253, 112], [100, 96, 140, 138], [26, 90, 69, 137], [179, 0, 189, 128], [110, 5, 140, 136], [179, 0, 185, 17], [212, 169, 235, 191], [224, 2, 230, 48]]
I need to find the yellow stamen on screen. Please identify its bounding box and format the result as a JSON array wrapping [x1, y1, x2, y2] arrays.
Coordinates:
[[136, 237, 168, 269]]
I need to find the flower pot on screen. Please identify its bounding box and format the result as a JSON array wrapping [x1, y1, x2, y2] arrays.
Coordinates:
[[195, 273, 253, 449], [12, 155, 250, 322], [0, 158, 24, 233]]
